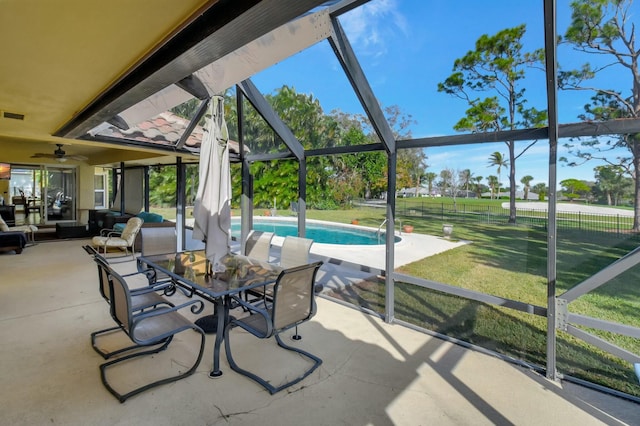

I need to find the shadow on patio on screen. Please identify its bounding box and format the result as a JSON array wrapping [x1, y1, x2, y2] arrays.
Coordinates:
[[0, 240, 637, 425]]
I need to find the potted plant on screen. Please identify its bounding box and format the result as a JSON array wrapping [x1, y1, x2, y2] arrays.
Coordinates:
[[402, 224, 414, 233], [351, 219, 359, 225]]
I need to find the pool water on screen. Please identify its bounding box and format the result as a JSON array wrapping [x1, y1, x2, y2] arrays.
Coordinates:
[[231, 219, 400, 246]]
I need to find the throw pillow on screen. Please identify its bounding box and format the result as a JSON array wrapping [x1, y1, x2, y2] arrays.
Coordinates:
[[138, 211, 163, 223]]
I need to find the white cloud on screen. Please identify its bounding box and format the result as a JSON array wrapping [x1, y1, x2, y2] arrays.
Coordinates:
[[339, 0, 407, 58]]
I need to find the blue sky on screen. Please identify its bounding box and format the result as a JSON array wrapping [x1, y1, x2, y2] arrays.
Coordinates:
[[251, 0, 638, 189]]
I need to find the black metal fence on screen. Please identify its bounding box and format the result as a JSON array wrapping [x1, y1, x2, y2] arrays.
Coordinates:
[[396, 199, 636, 238]]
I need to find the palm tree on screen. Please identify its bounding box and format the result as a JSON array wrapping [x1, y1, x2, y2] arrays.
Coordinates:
[[440, 169, 453, 197], [532, 182, 548, 200], [460, 169, 472, 197], [488, 152, 508, 198], [520, 175, 534, 200], [424, 172, 438, 196], [487, 175, 499, 199], [473, 175, 484, 198]]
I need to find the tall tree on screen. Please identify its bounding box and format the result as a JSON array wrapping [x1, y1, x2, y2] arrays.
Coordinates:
[[448, 168, 463, 207], [439, 169, 453, 197], [488, 152, 508, 198], [339, 104, 424, 196], [460, 169, 472, 197], [487, 175, 499, 199], [438, 25, 547, 223], [560, 178, 591, 201], [424, 172, 438, 196], [232, 86, 337, 208], [594, 165, 629, 205], [520, 175, 534, 200], [473, 175, 484, 198], [560, 0, 640, 230], [532, 182, 549, 201], [397, 148, 427, 196]]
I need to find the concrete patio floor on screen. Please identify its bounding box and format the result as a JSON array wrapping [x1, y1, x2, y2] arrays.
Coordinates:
[[1, 239, 638, 425]]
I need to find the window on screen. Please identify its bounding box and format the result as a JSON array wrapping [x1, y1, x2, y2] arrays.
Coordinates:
[[94, 174, 106, 209]]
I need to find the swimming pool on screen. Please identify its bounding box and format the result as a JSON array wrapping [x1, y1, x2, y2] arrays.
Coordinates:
[[231, 219, 400, 246]]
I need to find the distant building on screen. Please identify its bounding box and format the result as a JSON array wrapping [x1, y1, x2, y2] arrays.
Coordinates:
[[397, 187, 429, 197], [481, 190, 540, 200]]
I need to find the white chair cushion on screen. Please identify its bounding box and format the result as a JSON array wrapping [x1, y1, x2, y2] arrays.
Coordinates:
[[0, 216, 9, 232]]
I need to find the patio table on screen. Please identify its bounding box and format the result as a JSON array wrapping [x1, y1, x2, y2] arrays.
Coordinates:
[[137, 250, 282, 377]]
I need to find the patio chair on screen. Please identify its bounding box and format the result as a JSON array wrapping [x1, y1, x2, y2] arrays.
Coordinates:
[[91, 216, 143, 259], [280, 235, 313, 268], [83, 245, 177, 359], [135, 226, 192, 297], [83, 243, 158, 287], [137, 226, 177, 280], [244, 230, 274, 262], [242, 231, 275, 303], [224, 261, 323, 394], [247, 235, 316, 306], [99, 267, 205, 403]]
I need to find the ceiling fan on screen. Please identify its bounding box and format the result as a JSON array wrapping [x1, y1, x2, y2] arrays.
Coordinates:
[[31, 144, 88, 162]]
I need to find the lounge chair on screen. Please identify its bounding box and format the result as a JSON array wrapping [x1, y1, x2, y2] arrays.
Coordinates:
[[0, 215, 37, 242]]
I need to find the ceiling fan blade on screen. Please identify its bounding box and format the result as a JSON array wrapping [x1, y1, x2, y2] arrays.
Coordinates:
[[67, 154, 88, 161], [31, 153, 56, 159]]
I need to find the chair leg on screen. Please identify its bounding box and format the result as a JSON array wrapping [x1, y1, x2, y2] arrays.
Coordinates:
[[292, 325, 301, 340], [91, 326, 173, 360], [100, 326, 205, 403], [224, 324, 322, 394]]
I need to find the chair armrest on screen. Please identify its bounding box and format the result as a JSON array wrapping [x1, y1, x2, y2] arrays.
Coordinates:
[[99, 228, 118, 236], [123, 267, 157, 284], [230, 294, 266, 313], [229, 294, 274, 337], [134, 299, 205, 322], [123, 269, 178, 295], [128, 281, 173, 296]]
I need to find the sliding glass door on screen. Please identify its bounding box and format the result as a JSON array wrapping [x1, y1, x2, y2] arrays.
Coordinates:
[[9, 165, 76, 223], [45, 167, 75, 221]]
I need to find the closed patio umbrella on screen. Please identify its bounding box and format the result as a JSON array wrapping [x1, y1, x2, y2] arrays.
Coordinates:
[[192, 95, 231, 333], [192, 95, 231, 269]]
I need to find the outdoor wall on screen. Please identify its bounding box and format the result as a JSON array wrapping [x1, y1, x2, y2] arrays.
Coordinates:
[[76, 164, 97, 224], [0, 180, 8, 200]]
